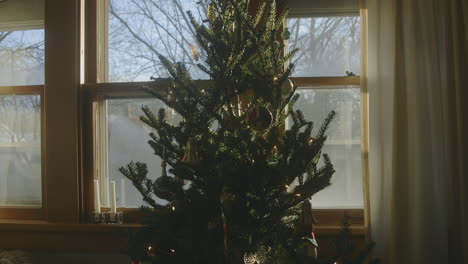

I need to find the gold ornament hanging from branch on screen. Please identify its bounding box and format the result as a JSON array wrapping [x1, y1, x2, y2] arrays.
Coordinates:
[[161, 160, 168, 177], [182, 138, 200, 165], [190, 44, 199, 61]]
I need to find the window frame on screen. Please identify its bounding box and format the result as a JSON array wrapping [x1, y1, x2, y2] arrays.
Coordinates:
[[285, 9, 366, 210], [0, 0, 84, 224], [285, 1, 369, 228], [84, 0, 368, 226]]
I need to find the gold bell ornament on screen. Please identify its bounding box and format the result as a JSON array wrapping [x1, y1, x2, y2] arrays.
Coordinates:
[[182, 138, 200, 165]]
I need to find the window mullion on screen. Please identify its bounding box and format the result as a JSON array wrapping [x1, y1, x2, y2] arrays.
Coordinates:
[[44, 0, 82, 223], [0, 85, 43, 95], [97, 0, 109, 83], [292, 76, 360, 88]]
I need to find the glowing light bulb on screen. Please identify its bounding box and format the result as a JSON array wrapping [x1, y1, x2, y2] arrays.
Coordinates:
[[170, 249, 176, 253], [172, 206, 176, 211], [273, 76, 279, 82], [201, 89, 206, 93], [147, 245, 155, 256], [295, 193, 301, 197], [273, 145, 278, 153]]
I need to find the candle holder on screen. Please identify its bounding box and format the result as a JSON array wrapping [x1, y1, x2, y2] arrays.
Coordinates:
[[103, 211, 124, 224], [90, 211, 104, 224]]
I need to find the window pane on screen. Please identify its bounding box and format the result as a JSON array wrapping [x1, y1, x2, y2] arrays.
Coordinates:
[[291, 88, 363, 208], [108, 89, 363, 209], [0, 30, 45, 86], [108, 0, 209, 82], [287, 17, 361, 77], [106, 98, 181, 208], [0, 95, 42, 206]]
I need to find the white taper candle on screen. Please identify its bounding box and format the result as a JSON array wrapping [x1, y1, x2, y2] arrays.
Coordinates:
[[93, 180, 101, 213], [106, 179, 110, 207], [110, 180, 117, 213], [120, 178, 126, 208]]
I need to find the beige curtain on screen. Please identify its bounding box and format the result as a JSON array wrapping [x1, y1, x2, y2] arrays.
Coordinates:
[[367, 0, 467, 263]]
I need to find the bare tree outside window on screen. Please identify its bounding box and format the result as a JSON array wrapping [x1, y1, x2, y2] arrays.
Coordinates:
[[287, 16, 361, 77], [109, 0, 210, 82], [0, 29, 44, 86], [0, 32, 13, 43], [109, 1, 360, 81]]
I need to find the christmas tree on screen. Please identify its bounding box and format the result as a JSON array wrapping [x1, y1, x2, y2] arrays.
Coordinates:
[[119, 0, 337, 263]]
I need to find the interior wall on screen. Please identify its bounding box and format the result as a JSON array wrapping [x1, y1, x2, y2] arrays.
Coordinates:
[[0, 0, 44, 31]]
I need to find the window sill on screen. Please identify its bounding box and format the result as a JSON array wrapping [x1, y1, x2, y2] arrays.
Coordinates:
[[314, 224, 365, 236], [0, 219, 365, 252], [0, 220, 138, 252], [0, 209, 366, 251]]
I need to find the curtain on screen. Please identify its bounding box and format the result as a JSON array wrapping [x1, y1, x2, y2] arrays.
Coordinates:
[[367, 0, 467, 263]]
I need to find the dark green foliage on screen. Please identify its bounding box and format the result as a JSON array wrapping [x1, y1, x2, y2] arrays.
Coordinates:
[[119, 0, 337, 263], [313, 217, 380, 264]]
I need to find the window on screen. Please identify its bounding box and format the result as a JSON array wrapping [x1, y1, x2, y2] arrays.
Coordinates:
[[0, 1, 44, 209], [2, 0, 104, 246], [0, 94, 42, 207], [89, 0, 367, 212], [285, 0, 365, 209], [101, 0, 204, 208], [90, 0, 210, 209], [105, 98, 171, 207]]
